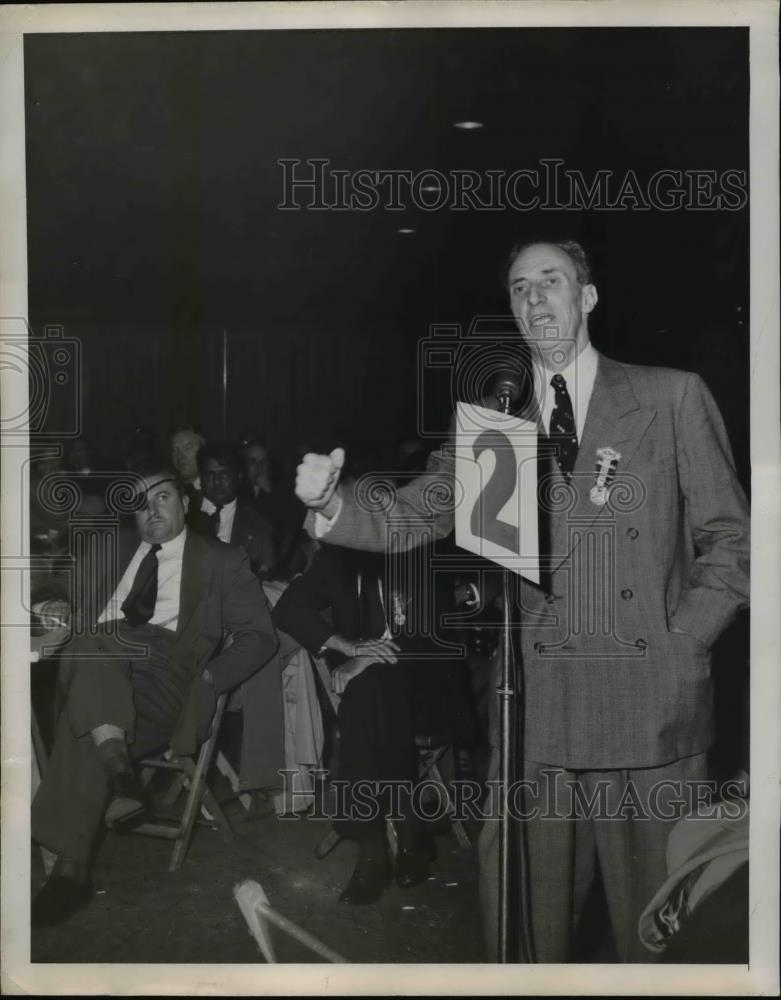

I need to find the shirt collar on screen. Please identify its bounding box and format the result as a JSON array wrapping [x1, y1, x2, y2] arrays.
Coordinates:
[[201, 496, 238, 516], [141, 525, 187, 556], [534, 340, 598, 398]]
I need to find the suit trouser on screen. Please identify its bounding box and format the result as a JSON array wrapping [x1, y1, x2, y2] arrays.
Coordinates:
[[477, 752, 709, 962], [333, 661, 418, 840], [32, 622, 188, 866], [333, 656, 478, 840]]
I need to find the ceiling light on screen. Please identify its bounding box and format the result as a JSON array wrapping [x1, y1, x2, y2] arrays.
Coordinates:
[[453, 120, 483, 130], [397, 228, 416, 235]]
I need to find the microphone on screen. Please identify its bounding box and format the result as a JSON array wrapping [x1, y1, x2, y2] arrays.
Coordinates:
[[484, 369, 526, 415]]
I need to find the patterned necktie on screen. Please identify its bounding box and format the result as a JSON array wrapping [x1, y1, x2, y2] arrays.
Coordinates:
[[209, 504, 223, 537], [121, 543, 162, 626], [549, 373, 578, 480]]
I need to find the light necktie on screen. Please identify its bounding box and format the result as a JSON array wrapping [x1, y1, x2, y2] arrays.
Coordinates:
[[121, 543, 162, 626]]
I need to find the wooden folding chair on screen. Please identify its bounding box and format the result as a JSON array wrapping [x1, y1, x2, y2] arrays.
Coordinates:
[[123, 690, 234, 872]]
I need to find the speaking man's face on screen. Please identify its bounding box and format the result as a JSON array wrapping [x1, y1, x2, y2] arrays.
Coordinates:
[[134, 475, 188, 543], [508, 243, 597, 368]]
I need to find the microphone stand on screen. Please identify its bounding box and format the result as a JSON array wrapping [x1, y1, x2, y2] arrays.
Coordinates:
[[495, 386, 535, 964]]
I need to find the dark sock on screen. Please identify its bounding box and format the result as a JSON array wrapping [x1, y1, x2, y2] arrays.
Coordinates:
[[95, 737, 132, 776], [52, 855, 89, 885]]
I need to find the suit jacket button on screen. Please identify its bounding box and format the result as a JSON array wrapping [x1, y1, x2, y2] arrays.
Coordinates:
[[627, 527, 639, 539], [635, 638, 647, 650], [621, 588, 634, 600]]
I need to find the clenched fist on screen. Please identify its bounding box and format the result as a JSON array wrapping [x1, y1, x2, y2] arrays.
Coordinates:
[[295, 447, 345, 514]]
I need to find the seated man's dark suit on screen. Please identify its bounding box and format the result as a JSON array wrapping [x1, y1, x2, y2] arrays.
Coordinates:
[[271, 544, 476, 840], [32, 525, 278, 867], [188, 499, 276, 580], [229, 500, 276, 580]]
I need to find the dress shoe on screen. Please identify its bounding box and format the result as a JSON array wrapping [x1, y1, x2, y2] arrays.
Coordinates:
[[338, 848, 391, 905], [31, 874, 93, 927], [104, 769, 149, 827]]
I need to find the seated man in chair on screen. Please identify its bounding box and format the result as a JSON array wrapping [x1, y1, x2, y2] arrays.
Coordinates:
[[272, 543, 477, 905], [31, 464, 278, 926]]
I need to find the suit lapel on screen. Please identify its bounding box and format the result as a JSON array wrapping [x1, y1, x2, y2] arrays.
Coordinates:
[[551, 353, 656, 571], [577, 354, 656, 475], [230, 502, 247, 544]]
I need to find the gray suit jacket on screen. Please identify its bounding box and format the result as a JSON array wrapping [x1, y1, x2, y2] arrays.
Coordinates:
[[307, 353, 750, 769]]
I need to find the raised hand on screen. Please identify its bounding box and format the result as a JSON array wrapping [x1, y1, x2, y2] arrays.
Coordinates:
[[295, 447, 345, 514]]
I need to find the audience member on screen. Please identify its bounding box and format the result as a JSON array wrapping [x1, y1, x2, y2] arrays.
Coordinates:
[[272, 543, 477, 906], [31, 465, 278, 927], [194, 441, 276, 580], [170, 424, 206, 508], [240, 435, 307, 579]]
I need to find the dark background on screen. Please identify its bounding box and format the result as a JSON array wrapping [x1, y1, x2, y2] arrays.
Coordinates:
[[24, 27, 749, 484]]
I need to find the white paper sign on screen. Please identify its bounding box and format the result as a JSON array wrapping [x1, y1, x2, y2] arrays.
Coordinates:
[[455, 401, 540, 583]]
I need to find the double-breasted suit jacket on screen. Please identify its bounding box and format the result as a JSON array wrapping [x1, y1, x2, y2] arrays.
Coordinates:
[[306, 352, 750, 770]]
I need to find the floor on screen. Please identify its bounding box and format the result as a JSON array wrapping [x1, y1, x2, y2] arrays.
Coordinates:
[[29, 648, 618, 968], [30, 784, 488, 965]]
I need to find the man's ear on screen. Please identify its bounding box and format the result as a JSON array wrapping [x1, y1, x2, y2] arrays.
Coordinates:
[[182, 493, 190, 514], [581, 283, 598, 315]]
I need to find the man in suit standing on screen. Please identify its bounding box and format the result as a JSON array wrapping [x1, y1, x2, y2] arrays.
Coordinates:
[[293, 239, 750, 961], [31, 466, 278, 926], [194, 442, 276, 579]]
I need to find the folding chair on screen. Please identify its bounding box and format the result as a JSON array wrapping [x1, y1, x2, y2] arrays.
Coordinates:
[[118, 690, 234, 872]]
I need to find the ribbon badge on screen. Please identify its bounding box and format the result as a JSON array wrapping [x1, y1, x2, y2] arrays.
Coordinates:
[[590, 447, 621, 506]]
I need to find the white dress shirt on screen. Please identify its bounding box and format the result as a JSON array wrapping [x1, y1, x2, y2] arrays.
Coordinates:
[[201, 496, 237, 544], [98, 527, 187, 631], [537, 340, 598, 441]]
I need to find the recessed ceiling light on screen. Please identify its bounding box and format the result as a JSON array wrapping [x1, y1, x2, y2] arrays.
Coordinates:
[[453, 120, 483, 130], [397, 228, 416, 235], [421, 184, 440, 193]]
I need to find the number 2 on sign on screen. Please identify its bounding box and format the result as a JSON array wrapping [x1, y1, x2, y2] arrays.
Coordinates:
[[470, 430, 518, 553]]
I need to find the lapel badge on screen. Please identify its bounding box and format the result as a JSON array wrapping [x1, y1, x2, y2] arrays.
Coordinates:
[[590, 447, 621, 506]]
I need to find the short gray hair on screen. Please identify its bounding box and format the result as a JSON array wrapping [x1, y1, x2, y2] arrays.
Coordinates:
[[505, 239, 593, 288]]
